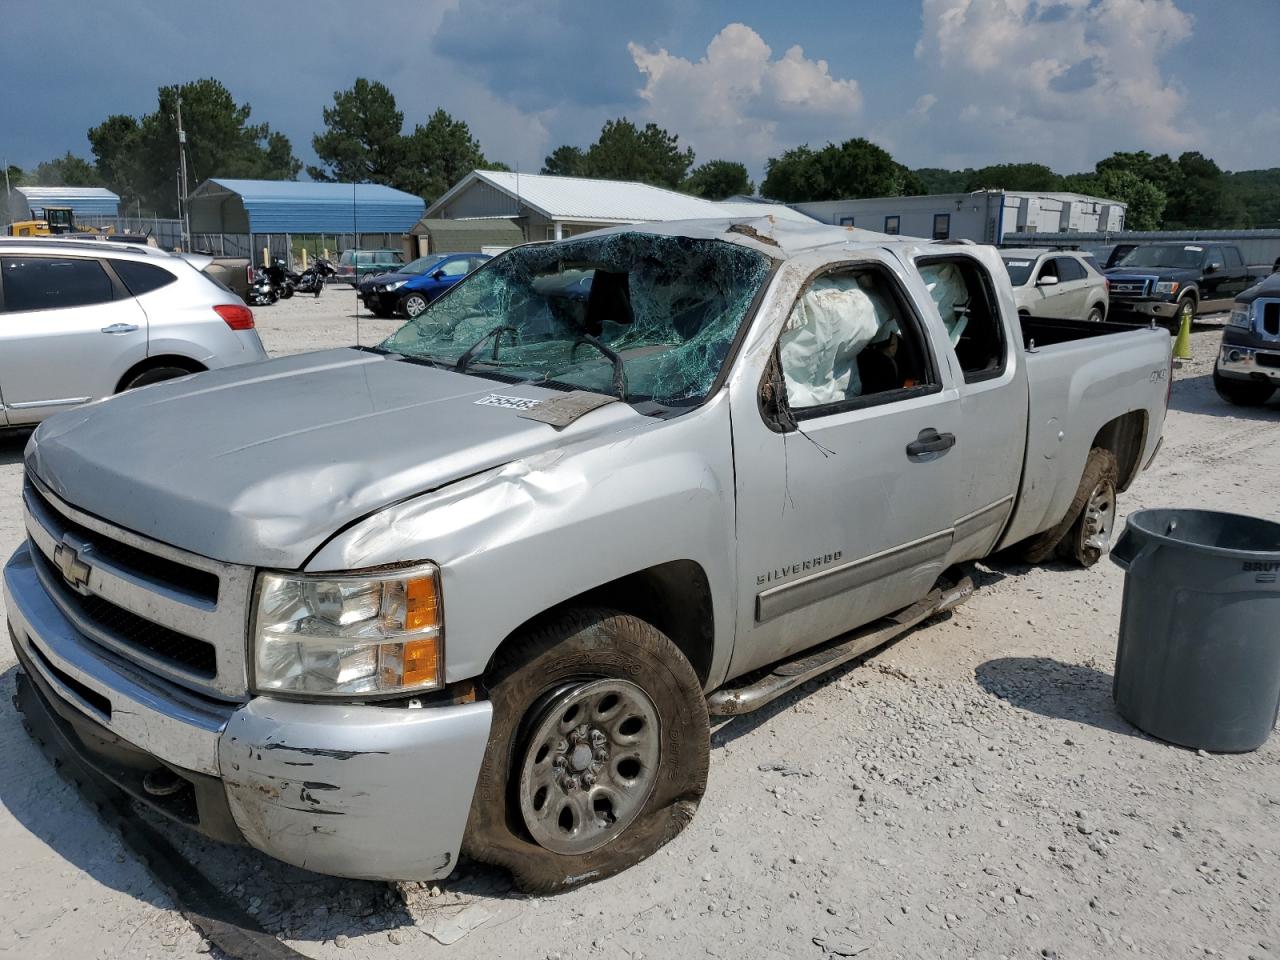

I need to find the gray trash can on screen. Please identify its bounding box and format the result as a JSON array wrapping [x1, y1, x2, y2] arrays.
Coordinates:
[[1110, 508, 1280, 752]]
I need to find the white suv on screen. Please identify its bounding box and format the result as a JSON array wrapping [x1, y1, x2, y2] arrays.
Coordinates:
[[0, 239, 268, 426], [1000, 249, 1110, 323]]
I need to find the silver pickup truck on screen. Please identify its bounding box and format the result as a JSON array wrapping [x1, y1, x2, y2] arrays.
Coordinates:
[[5, 219, 1171, 893]]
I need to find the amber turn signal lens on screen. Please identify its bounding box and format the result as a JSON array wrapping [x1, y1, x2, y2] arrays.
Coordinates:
[[405, 576, 439, 631], [401, 637, 440, 687]]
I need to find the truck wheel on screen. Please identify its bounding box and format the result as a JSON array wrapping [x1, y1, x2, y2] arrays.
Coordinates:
[[1213, 368, 1275, 406], [1020, 448, 1118, 566], [1168, 295, 1195, 334], [1056, 448, 1119, 567], [462, 608, 709, 893]]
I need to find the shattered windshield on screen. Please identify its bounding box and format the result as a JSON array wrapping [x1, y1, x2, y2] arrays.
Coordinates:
[[379, 232, 773, 405]]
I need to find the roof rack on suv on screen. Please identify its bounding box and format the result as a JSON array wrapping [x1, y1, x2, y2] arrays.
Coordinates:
[[0, 237, 169, 257]]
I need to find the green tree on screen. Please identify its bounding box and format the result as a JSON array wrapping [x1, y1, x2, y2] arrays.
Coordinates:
[[32, 152, 102, 187], [310, 78, 406, 184], [542, 145, 586, 177], [581, 118, 694, 189], [913, 167, 972, 194], [1064, 169, 1167, 231], [1166, 151, 1227, 228], [89, 79, 299, 216], [683, 159, 753, 200], [761, 138, 923, 203], [1221, 168, 1280, 229], [964, 162, 1062, 192], [402, 109, 491, 205]]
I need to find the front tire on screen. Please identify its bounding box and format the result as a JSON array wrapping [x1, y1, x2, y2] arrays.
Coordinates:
[[1168, 294, 1195, 334], [1214, 368, 1275, 406], [400, 292, 429, 318], [462, 608, 709, 893]]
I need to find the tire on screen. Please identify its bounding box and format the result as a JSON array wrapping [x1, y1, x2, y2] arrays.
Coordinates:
[[1086, 304, 1105, 323], [122, 365, 197, 391], [1214, 368, 1275, 406], [1168, 294, 1195, 334], [279, 283, 294, 300], [399, 292, 429, 318], [462, 607, 709, 893], [1056, 448, 1119, 567], [1020, 448, 1119, 566]]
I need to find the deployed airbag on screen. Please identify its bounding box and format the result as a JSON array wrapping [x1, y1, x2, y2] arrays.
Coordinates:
[[920, 262, 969, 347], [779, 276, 897, 407]]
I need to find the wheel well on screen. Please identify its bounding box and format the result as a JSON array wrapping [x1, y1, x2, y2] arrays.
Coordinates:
[[115, 355, 206, 393], [485, 560, 716, 687], [1092, 411, 1147, 492]]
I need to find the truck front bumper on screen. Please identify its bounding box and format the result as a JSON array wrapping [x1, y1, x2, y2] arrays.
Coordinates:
[[1216, 344, 1280, 383], [4, 543, 492, 881], [1112, 298, 1178, 319]]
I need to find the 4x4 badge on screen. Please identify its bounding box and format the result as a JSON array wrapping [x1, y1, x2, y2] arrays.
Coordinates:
[[52, 539, 92, 593]]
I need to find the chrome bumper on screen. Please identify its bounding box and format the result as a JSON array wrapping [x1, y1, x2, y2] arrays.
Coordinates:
[[5, 542, 492, 881], [1216, 345, 1280, 382], [1114, 299, 1177, 318]]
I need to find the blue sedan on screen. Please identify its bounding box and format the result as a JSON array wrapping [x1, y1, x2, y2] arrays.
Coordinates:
[[359, 252, 491, 318]]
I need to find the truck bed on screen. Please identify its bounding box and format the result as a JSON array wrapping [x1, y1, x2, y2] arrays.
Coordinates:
[[1020, 314, 1155, 350]]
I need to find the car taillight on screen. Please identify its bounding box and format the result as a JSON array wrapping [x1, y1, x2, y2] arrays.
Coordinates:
[[246, 264, 255, 283], [215, 304, 255, 330], [1104, 278, 1110, 292]]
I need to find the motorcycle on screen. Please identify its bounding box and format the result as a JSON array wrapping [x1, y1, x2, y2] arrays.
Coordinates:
[[262, 259, 294, 300], [247, 267, 277, 306], [293, 257, 336, 297]]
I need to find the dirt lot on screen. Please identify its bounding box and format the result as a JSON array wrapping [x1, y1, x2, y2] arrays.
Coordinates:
[[0, 299, 1277, 960]]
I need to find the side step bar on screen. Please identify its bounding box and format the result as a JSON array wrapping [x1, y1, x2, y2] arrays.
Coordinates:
[[706, 569, 975, 717]]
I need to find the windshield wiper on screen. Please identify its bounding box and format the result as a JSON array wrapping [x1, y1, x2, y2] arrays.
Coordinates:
[[455, 324, 517, 374], [570, 334, 628, 400]]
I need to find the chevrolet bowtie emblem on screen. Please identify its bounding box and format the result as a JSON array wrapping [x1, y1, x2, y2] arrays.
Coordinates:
[[53, 539, 92, 592]]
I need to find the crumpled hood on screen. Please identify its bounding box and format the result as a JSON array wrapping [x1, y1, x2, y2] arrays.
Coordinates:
[[27, 348, 642, 568]]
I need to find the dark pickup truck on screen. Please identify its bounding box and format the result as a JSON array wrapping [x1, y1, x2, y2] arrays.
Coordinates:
[[1105, 242, 1258, 332], [1214, 271, 1280, 406]]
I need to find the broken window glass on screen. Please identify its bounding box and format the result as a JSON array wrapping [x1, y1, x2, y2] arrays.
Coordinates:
[[379, 232, 773, 405]]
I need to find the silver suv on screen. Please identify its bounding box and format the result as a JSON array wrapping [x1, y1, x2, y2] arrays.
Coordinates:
[[1001, 248, 1110, 323], [0, 239, 268, 426]]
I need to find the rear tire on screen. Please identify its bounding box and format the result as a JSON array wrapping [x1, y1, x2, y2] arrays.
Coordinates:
[[1214, 368, 1275, 406], [462, 608, 709, 893], [1020, 448, 1119, 566], [1086, 304, 1105, 323], [122, 365, 198, 391]]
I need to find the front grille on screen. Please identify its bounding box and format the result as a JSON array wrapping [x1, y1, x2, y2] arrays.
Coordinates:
[[27, 484, 218, 603], [1262, 301, 1280, 337], [1257, 352, 1280, 370], [22, 474, 253, 699], [1109, 279, 1150, 297], [33, 548, 217, 677]]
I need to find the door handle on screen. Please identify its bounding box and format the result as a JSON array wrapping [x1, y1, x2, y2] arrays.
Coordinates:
[[906, 427, 956, 459], [101, 323, 139, 334]]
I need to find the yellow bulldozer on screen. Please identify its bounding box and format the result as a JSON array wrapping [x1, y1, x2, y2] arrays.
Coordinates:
[[6, 206, 113, 237]]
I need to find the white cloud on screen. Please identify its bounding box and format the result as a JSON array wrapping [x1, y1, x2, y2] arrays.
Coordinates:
[[897, 0, 1196, 170], [628, 24, 863, 174]]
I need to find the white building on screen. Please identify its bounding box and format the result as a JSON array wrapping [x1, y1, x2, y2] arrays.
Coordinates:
[[426, 170, 817, 242], [792, 190, 1126, 244]]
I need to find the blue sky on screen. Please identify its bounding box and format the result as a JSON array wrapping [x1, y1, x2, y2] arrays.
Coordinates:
[[2, 0, 1276, 184]]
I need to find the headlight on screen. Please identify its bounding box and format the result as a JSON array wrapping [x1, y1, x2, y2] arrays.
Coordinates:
[[1228, 304, 1253, 328], [252, 564, 442, 698], [1154, 281, 1180, 295], [384, 279, 406, 292]]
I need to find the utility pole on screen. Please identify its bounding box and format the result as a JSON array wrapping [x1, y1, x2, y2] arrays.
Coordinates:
[[2, 156, 11, 228], [176, 96, 191, 248]]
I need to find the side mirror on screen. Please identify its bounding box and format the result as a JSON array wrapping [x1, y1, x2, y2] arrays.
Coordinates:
[[1204, 263, 1219, 274], [432, 270, 446, 280], [1036, 275, 1059, 287]]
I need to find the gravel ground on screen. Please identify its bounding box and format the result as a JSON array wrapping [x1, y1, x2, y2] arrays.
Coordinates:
[[0, 300, 1277, 960]]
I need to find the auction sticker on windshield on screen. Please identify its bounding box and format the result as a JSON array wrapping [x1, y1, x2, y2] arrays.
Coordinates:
[[475, 394, 541, 410]]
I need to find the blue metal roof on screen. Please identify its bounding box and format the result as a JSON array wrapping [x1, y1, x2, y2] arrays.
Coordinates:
[[194, 179, 425, 233], [17, 186, 119, 218]]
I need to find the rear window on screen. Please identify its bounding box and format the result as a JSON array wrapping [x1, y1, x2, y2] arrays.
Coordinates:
[[112, 259, 177, 296], [1, 256, 115, 312]]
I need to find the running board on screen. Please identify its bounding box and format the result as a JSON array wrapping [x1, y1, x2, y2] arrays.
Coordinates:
[[706, 569, 975, 717]]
